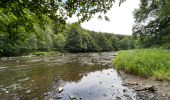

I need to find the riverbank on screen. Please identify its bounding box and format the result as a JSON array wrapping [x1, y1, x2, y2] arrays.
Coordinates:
[[114, 49, 170, 99], [114, 49, 170, 81], [119, 70, 170, 100]]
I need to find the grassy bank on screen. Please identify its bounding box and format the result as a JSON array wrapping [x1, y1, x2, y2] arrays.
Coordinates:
[[114, 49, 170, 81]]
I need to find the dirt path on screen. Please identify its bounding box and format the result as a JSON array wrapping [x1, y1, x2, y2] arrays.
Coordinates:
[[119, 70, 170, 100]]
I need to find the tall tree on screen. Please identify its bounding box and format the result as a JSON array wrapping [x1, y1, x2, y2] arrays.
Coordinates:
[[0, 0, 123, 24], [133, 0, 170, 47]]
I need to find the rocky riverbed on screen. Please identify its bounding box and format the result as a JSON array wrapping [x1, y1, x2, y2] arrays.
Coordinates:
[[0, 52, 170, 100], [119, 70, 170, 100]]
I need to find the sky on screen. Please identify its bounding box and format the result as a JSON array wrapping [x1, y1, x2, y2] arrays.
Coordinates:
[[67, 0, 140, 35]]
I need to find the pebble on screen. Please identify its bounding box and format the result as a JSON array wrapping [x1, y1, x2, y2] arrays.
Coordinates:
[[18, 77, 30, 82], [5, 91, 9, 94], [115, 97, 121, 100], [103, 94, 107, 97], [48, 98, 54, 100], [68, 95, 77, 100], [107, 73, 110, 75], [58, 87, 64, 93], [26, 89, 31, 93], [123, 89, 127, 92]]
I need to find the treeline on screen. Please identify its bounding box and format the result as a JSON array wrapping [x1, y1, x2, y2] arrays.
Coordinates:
[[0, 22, 134, 56], [0, 1, 135, 57], [65, 24, 135, 52]]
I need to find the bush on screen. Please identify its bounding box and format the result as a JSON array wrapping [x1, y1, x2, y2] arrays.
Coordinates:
[[1, 44, 21, 56], [114, 49, 170, 81]]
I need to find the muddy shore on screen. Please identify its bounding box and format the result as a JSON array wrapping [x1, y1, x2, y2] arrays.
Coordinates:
[[119, 70, 170, 100]]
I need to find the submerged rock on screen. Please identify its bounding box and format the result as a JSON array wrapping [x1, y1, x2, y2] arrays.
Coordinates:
[[123, 94, 133, 100], [115, 97, 121, 100], [135, 85, 156, 93], [0, 67, 7, 70], [103, 94, 107, 97], [56, 96, 63, 99], [58, 87, 64, 93], [18, 77, 30, 82], [5, 91, 9, 94], [26, 89, 31, 94], [123, 89, 127, 92], [68, 95, 77, 100], [1, 88, 7, 92], [122, 82, 138, 86], [48, 98, 54, 100]]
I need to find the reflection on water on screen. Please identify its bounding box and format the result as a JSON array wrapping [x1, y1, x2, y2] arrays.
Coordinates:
[[0, 52, 136, 100]]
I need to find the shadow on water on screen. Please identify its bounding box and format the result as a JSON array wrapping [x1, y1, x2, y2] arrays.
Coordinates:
[[0, 52, 136, 100]]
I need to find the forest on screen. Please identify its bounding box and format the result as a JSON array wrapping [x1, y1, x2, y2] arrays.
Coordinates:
[[0, 0, 134, 56], [0, 21, 135, 56]]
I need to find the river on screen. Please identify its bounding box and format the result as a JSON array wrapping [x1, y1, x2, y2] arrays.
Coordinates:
[[0, 52, 136, 100]]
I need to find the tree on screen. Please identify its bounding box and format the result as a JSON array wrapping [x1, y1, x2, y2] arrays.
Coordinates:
[[0, 0, 126, 56], [65, 24, 120, 52], [65, 24, 87, 52], [0, 0, 122, 24], [94, 33, 113, 51], [119, 37, 131, 50], [110, 35, 120, 50], [133, 0, 170, 47], [53, 33, 66, 51]]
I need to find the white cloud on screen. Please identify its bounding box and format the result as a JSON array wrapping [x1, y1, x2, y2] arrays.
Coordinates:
[[67, 14, 79, 23], [67, 0, 140, 35]]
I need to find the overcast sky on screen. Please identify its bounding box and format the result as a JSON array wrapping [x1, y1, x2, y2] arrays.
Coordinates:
[[67, 0, 140, 35]]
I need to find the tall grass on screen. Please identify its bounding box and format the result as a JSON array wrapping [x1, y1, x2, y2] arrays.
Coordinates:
[[114, 49, 170, 81]]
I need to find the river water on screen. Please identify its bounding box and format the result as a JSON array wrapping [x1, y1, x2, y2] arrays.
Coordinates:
[[0, 52, 136, 100]]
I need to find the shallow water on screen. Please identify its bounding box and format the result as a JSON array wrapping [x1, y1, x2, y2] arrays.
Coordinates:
[[0, 52, 136, 100]]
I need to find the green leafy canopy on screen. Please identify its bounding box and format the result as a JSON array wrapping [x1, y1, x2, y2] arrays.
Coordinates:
[[133, 0, 170, 47]]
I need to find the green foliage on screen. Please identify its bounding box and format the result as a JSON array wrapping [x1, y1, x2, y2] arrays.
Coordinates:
[[110, 35, 120, 51], [1, 44, 21, 56], [0, 0, 121, 24], [65, 24, 100, 52], [65, 24, 87, 52], [53, 33, 66, 51], [0, 19, 133, 56], [94, 33, 113, 51], [114, 49, 170, 81], [64, 24, 133, 53], [0, 4, 54, 56], [133, 0, 170, 48], [0, 0, 131, 56], [119, 37, 130, 50]]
